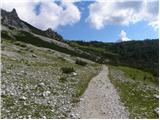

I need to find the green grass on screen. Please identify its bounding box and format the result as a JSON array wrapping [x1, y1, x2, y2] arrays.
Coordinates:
[[117, 66, 158, 85], [2, 95, 54, 118], [109, 66, 159, 119]]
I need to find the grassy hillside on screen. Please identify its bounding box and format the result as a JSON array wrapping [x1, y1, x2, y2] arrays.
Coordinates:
[[69, 40, 159, 76], [1, 27, 97, 62], [109, 66, 158, 119]]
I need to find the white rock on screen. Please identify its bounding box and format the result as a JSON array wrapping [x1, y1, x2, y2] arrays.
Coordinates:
[[51, 109, 55, 112], [80, 98, 84, 101], [155, 107, 159, 115], [28, 115, 31, 119], [43, 91, 51, 97], [38, 82, 45, 87], [20, 96, 27, 100], [73, 72, 77, 76], [47, 100, 51, 104], [154, 94, 159, 99], [32, 54, 37, 58]]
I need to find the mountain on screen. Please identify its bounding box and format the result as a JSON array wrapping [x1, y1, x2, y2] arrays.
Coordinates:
[[1, 8, 63, 41]]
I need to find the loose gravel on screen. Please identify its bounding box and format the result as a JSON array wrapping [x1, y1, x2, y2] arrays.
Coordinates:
[[70, 65, 129, 119]]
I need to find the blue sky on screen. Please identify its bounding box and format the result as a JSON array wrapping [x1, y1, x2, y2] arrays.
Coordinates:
[[57, 14, 158, 42], [2, 0, 159, 42], [56, 1, 159, 42]]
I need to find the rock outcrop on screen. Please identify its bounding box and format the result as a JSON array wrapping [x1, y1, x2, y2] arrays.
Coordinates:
[[1, 8, 30, 31], [44, 28, 63, 41]]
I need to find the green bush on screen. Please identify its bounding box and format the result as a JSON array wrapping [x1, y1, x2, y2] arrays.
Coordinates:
[[75, 59, 87, 66], [15, 42, 27, 48], [61, 67, 75, 74], [59, 76, 67, 83]]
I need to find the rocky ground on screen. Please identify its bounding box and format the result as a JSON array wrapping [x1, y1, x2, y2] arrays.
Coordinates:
[[70, 65, 129, 119], [1, 39, 100, 119]]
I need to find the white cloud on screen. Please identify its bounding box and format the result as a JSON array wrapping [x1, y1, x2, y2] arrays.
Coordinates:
[[86, 0, 159, 30], [117, 30, 131, 42], [1, 0, 81, 30]]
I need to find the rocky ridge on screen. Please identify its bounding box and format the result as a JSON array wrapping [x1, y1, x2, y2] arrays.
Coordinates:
[[1, 8, 63, 41], [1, 8, 30, 31]]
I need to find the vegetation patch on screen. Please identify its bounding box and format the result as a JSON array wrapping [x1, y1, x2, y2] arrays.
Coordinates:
[[108, 65, 159, 119], [14, 42, 27, 48], [70, 40, 159, 76], [59, 76, 67, 83], [75, 59, 87, 66], [117, 66, 158, 84], [61, 67, 75, 74]]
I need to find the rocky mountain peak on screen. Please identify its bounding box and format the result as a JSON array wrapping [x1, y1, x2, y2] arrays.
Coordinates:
[[46, 28, 53, 33], [1, 8, 30, 31], [1, 8, 63, 41], [44, 28, 63, 41], [11, 8, 18, 18], [45, 28, 57, 38]]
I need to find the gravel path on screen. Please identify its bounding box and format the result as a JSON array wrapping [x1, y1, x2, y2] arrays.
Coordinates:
[[70, 65, 129, 119]]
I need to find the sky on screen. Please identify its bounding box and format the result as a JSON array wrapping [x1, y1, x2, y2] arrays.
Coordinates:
[[2, 0, 159, 42]]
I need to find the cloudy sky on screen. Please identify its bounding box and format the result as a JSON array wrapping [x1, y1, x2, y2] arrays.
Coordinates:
[[2, 0, 159, 42]]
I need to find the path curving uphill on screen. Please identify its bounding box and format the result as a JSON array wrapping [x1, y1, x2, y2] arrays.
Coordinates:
[[70, 65, 129, 119]]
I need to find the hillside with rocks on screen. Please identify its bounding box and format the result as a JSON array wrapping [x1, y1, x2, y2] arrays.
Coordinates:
[[1, 28, 101, 118]]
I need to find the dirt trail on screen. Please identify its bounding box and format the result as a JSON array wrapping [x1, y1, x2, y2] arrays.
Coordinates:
[[70, 65, 129, 119]]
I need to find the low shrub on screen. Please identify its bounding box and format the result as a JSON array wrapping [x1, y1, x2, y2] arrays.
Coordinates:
[[75, 59, 87, 66], [15, 42, 27, 48], [61, 67, 75, 74], [59, 76, 67, 83]]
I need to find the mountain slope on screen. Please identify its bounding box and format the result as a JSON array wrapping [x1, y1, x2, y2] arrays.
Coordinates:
[[1, 29, 101, 119], [69, 40, 159, 76], [1, 26, 99, 63]]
